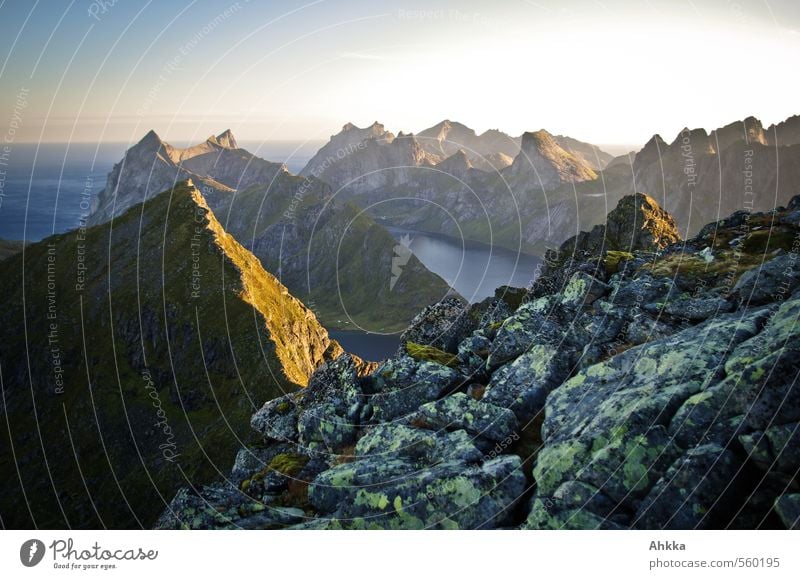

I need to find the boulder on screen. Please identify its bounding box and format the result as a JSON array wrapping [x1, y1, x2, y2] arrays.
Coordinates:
[[399, 296, 475, 354], [413, 393, 519, 443]]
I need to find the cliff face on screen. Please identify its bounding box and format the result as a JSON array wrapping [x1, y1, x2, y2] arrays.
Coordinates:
[[158, 193, 800, 530], [0, 181, 340, 528]]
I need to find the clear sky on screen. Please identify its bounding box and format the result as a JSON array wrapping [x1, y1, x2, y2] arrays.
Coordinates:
[[1, 0, 798, 147]]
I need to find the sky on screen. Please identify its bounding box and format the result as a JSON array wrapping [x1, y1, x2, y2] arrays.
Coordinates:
[[0, 0, 799, 148]]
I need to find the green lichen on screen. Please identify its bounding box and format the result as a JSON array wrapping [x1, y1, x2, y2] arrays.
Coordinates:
[[534, 440, 590, 494]]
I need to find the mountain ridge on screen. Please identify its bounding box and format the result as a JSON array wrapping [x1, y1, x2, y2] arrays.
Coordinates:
[[0, 180, 342, 528]]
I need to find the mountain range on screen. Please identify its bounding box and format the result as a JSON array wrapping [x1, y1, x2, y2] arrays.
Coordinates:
[[298, 115, 800, 256], [88, 130, 453, 332]]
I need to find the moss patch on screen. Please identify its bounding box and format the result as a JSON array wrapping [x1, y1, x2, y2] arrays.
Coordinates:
[[405, 342, 459, 367]]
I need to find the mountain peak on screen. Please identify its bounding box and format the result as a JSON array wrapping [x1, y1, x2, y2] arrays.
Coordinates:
[[213, 129, 238, 149], [437, 149, 472, 176], [135, 129, 164, 151], [511, 129, 597, 185], [521, 129, 555, 148]]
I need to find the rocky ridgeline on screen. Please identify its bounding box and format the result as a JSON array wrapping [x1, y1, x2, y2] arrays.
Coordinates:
[[157, 193, 800, 530]]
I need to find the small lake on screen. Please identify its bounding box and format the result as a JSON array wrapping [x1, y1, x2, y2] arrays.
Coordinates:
[[333, 227, 541, 361], [329, 330, 401, 362], [386, 226, 541, 303]]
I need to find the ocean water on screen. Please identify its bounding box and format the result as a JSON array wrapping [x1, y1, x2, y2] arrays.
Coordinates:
[[0, 143, 123, 241], [0, 141, 321, 243]]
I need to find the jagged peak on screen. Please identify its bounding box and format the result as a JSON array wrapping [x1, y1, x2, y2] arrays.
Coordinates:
[[213, 129, 238, 149], [133, 129, 164, 151], [336, 121, 387, 139], [419, 119, 477, 141], [438, 149, 472, 173], [668, 127, 710, 148], [521, 129, 556, 148]]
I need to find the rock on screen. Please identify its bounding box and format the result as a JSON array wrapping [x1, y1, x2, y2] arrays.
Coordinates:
[[155, 484, 302, 530], [774, 494, 800, 529], [484, 343, 570, 421], [559, 272, 610, 307], [399, 297, 475, 354], [625, 315, 675, 346], [356, 423, 483, 463], [609, 274, 676, 307], [668, 299, 798, 449], [531, 307, 769, 528], [230, 443, 295, 484], [308, 454, 525, 529], [457, 333, 492, 380], [368, 355, 463, 421], [656, 295, 734, 322], [733, 253, 800, 305], [250, 393, 301, 442], [739, 422, 800, 475], [296, 354, 364, 449], [486, 302, 564, 369], [635, 444, 738, 529], [413, 393, 519, 443]]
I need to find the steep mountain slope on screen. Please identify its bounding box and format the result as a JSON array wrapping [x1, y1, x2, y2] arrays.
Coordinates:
[[416, 120, 522, 170], [300, 122, 435, 194], [158, 193, 800, 530], [552, 133, 615, 171], [87, 130, 453, 331], [0, 181, 341, 528], [0, 238, 24, 260], [767, 114, 800, 147], [215, 179, 454, 332], [507, 130, 598, 187]]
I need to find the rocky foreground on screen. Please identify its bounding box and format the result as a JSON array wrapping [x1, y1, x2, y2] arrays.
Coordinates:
[[158, 193, 800, 530]]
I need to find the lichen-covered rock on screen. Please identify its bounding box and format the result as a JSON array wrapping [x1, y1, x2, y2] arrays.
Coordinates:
[[399, 296, 475, 354], [559, 272, 610, 307], [608, 274, 676, 307], [486, 303, 564, 369], [155, 484, 306, 530], [413, 393, 519, 443], [774, 494, 800, 529], [356, 423, 483, 463], [367, 355, 462, 422], [733, 253, 800, 306], [529, 307, 771, 528], [296, 354, 364, 449], [230, 442, 295, 484], [484, 343, 569, 421], [657, 295, 734, 322], [739, 422, 800, 475], [634, 444, 739, 529], [250, 393, 301, 442], [456, 333, 492, 380], [308, 454, 525, 529]]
